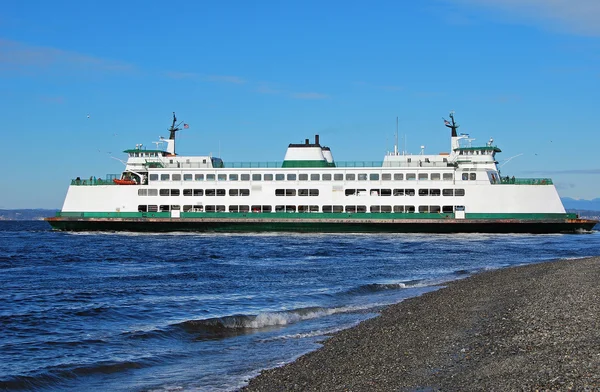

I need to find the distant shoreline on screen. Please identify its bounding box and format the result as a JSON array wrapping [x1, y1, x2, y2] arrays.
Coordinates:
[[0, 209, 58, 221], [243, 256, 600, 391]]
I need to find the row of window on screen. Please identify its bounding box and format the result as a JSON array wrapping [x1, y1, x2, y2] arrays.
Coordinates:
[[275, 189, 320, 196], [139, 189, 251, 197], [344, 188, 465, 196], [138, 204, 457, 213], [138, 188, 465, 196], [148, 172, 458, 182], [139, 187, 466, 197]]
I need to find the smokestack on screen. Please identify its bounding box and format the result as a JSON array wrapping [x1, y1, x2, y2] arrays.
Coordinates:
[[315, 134, 320, 145]]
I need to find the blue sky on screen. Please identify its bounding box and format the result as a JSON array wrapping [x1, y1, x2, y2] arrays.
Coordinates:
[[1, 0, 599, 209]]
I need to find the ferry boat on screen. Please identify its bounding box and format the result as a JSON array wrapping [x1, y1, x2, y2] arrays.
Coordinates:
[[46, 112, 597, 233]]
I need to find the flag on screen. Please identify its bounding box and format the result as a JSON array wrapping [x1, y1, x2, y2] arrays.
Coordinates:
[[183, 123, 189, 129], [444, 119, 451, 126]]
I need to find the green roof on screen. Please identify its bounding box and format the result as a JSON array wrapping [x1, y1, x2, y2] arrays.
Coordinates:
[[454, 146, 502, 153], [123, 149, 165, 154]]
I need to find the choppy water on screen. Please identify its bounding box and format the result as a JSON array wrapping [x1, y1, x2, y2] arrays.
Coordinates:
[[1, 221, 599, 391]]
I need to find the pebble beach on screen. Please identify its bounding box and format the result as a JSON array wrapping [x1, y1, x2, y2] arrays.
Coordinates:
[[243, 256, 600, 391]]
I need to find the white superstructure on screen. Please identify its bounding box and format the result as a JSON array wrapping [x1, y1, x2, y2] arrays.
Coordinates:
[[60, 112, 566, 220]]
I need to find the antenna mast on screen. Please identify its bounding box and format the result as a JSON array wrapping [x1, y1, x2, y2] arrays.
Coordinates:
[[169, 112, 180, 140], [444, 111, 459, 137], [395, 117, 399, 155]]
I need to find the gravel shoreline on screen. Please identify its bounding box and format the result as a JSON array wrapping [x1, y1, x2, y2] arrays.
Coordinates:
[[242, 256, 600, 391]]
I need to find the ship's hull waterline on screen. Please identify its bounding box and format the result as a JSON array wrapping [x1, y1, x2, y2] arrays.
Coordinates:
[[46, 216, 597, 234]]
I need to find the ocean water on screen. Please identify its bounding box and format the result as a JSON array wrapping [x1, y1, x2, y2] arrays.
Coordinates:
[[1, 221, 599, 391]]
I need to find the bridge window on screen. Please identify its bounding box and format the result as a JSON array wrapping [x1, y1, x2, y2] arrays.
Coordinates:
[[160, 174, 170, 181], [334, 174, 343, 181], [311, 173, 320, 181], [184, 174, 193, 181], [206, 174, 215, 181], [264, 174, 273, 181], [322, 174, 332, 181], [195, 174, 204, 181], [172, 174, 181, 181], [299, 174, 308, 181]]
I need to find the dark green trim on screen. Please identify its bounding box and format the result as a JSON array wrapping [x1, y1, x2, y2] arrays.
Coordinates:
[[454, 146, 502, 153], [465, 213, 569, 220], [55, 211, 575, 221], [123, 149, 165, 153], [281, 160, 335, 168]]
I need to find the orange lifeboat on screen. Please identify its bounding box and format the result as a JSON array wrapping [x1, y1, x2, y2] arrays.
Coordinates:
[[113, 179, 137, 185]]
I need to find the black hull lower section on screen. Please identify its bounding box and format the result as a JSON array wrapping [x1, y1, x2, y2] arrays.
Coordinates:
[[45, 217, 598, 234]]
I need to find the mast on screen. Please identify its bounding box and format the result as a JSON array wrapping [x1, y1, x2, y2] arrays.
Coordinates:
[[395, 116, 398, 155], [166, 112, 180, 155], [169, 112, 180, 140], [444, 111, 459, 137]]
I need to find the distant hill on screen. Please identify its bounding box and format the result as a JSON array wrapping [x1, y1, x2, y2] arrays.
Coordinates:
[[0, 209, 58, 221], [561, 198, 600, 211]]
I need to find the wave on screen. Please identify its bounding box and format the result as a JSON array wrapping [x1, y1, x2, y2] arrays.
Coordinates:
[[0, 360, 147, 391], [174, 305, 366, 339], [343, 279, 426, 295]]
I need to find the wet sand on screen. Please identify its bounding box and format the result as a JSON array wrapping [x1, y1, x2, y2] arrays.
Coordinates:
[[242, 256, 600, 391]]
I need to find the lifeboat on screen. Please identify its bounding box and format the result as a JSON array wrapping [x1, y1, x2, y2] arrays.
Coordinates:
[[113, 179, 137, 185]]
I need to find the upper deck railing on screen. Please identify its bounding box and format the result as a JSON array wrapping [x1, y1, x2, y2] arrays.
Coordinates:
[[70, 176, 120, 186], [69, 174, 553, 186], [500, 177, 553, 185], [150, 160, 456, 169]]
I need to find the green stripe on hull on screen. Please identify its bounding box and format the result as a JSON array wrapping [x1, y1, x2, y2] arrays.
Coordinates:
[[465, 213, 570, 220], [56, 211, 574, 220]]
